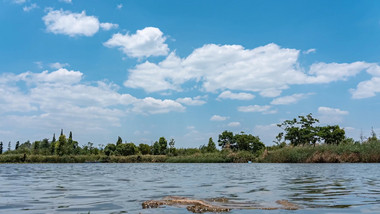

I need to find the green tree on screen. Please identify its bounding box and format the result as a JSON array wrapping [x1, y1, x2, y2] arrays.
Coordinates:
[[55, 135, 67, 156], [0, 142, 3, 154], [298, 114, 320, 146], [138, 143, 151, 155], [116, 136, 123, 146], [318, 125, 345, 145], [115, 143, 137, 156], [368, 127, 378, 142], [15, 141, 20, 150], [33, 141, 40, 154], [168, 138, 175, 154], [234, 132, 264, 153], [278, 114, 320, 146], [218, 131, 235, 149], [52, 133, 56, 143], [158, 137, 167, 155], [50, 141, 56, 155], [83, 142, 94, 155], [125, 143, 138, 155], [66, 131, 76, 155], [8, 141, 11, 151], [40, 138, 50, 155], [273, 133, 284, 145], [104, 143, 116, 156], [60, 129, 63, 136], [207, 137, 217, 152], [152, 141, 160, 155]]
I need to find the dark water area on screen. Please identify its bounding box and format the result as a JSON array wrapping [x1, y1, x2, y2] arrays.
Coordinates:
[[0, 163, 379, 214]]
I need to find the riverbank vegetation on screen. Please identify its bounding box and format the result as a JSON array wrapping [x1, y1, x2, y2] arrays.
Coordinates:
[[1, 114, 379, 163]]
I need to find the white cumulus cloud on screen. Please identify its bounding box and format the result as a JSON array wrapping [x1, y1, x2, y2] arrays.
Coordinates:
[[176, 96, 206, 106], [271, 93, 313, 105], [49, 62, 69, 69], [23, 3, 38, 12], [318, 106, 349, 124], [100, 22, 118, 31], [0, 68, 187, 134], [104, 27, 169, 58], [217, 91, 255, 100], [124, 43, 305, 94], [124, 42, 380, 98], [210, 115, 228, 121], [306, 62, 375, 84], [132, 97, 185, 114], [303, 48, 316, 54], [351, 77, 380, 99], [43, 9, 118, 37], [238, 105, 272, 113], [228, 122, 240, 127]]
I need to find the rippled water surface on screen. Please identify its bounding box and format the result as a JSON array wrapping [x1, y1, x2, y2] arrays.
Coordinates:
[[1, 163, 380, 213]]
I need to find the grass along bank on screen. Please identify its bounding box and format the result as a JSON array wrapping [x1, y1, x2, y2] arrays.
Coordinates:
[[260, 140, 380, 163], [0, 151, 260, 164]]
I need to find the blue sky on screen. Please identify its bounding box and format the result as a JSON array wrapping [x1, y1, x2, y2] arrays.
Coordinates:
[[1, 0, 380, 148]]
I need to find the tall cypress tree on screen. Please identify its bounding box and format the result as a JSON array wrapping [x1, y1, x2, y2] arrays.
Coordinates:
[[15, 141, 20, 150], [52, 133, 56, 143], [116, 136, 123, 146], [69, 131, 72, 140], [60, 129, 63, 136], [8, 142, 11, 151], [0, 142, 3, 154]]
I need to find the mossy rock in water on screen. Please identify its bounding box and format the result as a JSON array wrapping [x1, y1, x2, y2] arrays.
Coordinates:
[[142, 196, 300, 213]]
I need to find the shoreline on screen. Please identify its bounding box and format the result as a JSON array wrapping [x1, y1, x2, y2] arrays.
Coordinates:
[[1, 144, 380, 164]]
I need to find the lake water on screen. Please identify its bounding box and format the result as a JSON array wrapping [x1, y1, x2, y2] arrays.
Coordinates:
[[0, 163, 379, 214]]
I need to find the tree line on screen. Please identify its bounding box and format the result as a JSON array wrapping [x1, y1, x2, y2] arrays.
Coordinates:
[[0, 113, 378, 156], [0, 130, 265, 156]]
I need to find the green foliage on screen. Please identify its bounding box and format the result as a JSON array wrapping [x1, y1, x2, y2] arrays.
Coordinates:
[[166, 151, 258, 163], [207, 138, 217, 152], [234, 132, 265, 153], [15, 141, 20, 150], [125, 143, 138, 155], [104, 143, 116, 156], [158, 137, 167, 155], [50, 141, 56, 155], [318, 125, 345, 145], [218, 131, 235, 149], [116, 136, 123, 146], [217, 131, 264, 153], [19, 141, 31, 151], [116, 142, 138, 156], [168, 138, 175, 154], [277, 113, 320, 146], [261, 139, 380, 163], [138, 143, 151, 155], [0, 142, 3, 154], [368, 127, 378, 142], [176, 148, 200, 156], [201, 138, 218, 153], [52, 134, 56, 143], [32, 141, 40, 154], [277, 113, 346, 147], [151, 141, 160, 155], [55, 135, 67, 156]]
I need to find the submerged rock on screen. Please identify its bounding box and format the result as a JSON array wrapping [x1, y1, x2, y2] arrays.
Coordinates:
[[142, 196, 300, 213]]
